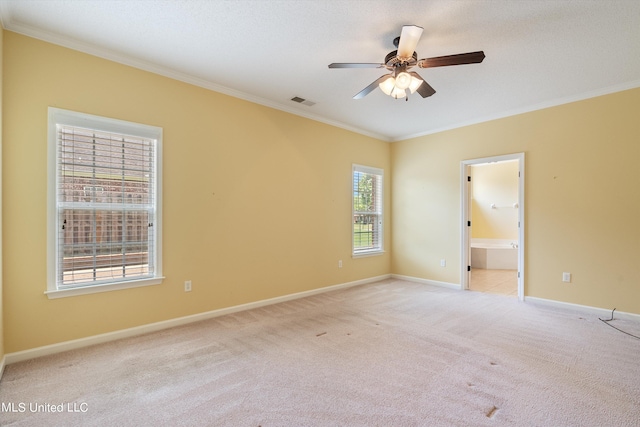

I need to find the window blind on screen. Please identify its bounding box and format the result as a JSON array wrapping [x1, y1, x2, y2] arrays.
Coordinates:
[[56, 125, 157, 288], [353, 165, 383, 254]]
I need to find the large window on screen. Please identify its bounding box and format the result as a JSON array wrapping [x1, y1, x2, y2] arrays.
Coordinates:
[[352, 164, 383, 256], [47, 108, 163, 298]]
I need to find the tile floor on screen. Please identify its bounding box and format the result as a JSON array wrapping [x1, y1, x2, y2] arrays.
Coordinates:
[[469, 268, 518, 297]]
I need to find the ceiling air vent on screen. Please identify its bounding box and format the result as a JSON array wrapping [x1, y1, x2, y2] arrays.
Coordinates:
[[291, 96, 316, 107]]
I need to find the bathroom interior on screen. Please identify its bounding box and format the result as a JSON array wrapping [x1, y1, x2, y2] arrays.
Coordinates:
[[469, 160, 519, 296]]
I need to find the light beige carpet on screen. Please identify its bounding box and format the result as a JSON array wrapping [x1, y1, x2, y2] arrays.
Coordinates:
[[1, 279, 639, 426]]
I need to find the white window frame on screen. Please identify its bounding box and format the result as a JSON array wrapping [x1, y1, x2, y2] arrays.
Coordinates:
[[47, 108, 163, 298], [352, 164, 384, 257]]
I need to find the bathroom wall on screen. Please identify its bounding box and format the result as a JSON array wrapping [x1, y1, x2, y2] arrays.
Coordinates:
[[471, 160, 519, 240]]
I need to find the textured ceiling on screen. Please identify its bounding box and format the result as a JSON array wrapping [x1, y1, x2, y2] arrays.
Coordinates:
[[1, 0, 639, 141]]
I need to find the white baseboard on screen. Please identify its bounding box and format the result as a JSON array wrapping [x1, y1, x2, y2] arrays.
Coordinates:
[[0, 354, 5, 380], [390, 274, 461, 290], [5, 274, 391, 366], [524, 296, 640, 322], [390, 275, 640, 321]]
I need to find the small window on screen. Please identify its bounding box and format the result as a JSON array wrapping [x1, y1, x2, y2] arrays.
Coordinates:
[[47, 108, 163, 298], [352, 164, 383, 256]]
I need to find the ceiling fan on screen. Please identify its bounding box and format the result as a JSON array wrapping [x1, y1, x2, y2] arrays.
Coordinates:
[[328, 25, 485, 100]]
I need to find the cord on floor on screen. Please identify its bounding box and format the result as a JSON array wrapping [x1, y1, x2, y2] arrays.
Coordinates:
[[598, 308, 640, 340]]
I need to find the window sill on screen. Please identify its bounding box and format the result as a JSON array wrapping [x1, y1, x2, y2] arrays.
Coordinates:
[[45, 276, 164, 299], [352, 250, 385, 258]]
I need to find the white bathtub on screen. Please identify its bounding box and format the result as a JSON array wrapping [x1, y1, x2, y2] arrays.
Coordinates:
[[471, 239, 518, 270]]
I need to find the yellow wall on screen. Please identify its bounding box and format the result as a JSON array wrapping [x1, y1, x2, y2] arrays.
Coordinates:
[[0, 26, 4, 363], [3, 28, 640, 357], [391, 87, 640, 313], [471, 161, 519, 239], [2, 31, 390, 353]]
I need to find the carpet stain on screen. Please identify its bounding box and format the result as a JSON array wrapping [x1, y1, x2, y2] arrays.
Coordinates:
[[490, 361, 498, 366], [486, 405, 499, 419]]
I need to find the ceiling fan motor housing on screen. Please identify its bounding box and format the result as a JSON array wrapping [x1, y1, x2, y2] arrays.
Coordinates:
[[385, 50, 418, 69]]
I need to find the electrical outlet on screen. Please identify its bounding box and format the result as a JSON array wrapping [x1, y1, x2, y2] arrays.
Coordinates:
[[440, 259, 446, 267], [184, 280, 192, 292], [338, 260, 343, 268], [562, 272, 571, 283]]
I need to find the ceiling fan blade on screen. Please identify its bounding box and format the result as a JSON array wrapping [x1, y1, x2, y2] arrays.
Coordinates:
[[353, 75, 392, 99], [328, 63, 385, 69], [417, 51, 485, 68], [397, 25, 423, 60], [409, 72, 436, 98]]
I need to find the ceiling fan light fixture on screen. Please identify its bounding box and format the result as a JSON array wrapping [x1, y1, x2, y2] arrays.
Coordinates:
[[394, 71, 412, 90], [379, 72, 417, 98], [379, 77, 396, 95], [390, 87, 406, 99]]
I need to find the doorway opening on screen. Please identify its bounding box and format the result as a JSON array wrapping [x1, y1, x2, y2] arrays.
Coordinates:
[[461, 153, 524, 301]]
